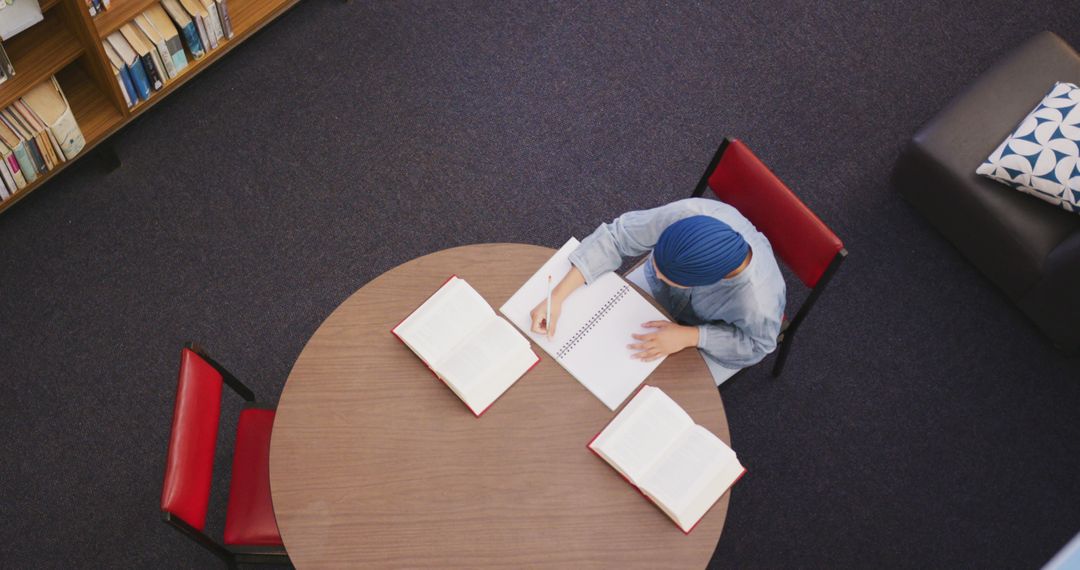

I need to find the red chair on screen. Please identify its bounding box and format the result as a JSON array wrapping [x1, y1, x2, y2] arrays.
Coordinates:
[[160, 343, 290, 568], [692, 138, 847, 377]]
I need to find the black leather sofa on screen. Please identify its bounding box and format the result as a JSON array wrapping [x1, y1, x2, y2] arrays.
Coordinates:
[[894, 31, 1080, 353]]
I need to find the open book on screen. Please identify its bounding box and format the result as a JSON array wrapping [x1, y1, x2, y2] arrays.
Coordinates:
[[500, 238, 670, 410], [392, 276, 539, 416], [589, 385, 746, 533]]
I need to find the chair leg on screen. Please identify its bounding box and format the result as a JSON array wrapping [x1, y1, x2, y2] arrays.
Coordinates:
[[771, 339, 793, 377]]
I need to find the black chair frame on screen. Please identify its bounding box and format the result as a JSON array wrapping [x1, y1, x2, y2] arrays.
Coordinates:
[[161, 342, 290, 569], [691, 139, 848, 378]]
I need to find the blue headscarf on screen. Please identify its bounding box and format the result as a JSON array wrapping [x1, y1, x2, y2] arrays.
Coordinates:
[[653, 215, 749, 286]]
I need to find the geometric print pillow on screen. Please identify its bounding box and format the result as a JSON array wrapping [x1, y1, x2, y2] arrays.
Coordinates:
[[976, 81, 1080, 215]]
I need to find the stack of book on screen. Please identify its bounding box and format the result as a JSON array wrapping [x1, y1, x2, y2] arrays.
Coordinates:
[[102, 0, 233, 108], [0, 76, 85, 201], [85, 0, 112, 17], [0, 44, 13, 86]]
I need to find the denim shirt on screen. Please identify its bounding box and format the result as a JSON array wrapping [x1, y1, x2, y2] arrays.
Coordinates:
[[567, 198, 786, 371]]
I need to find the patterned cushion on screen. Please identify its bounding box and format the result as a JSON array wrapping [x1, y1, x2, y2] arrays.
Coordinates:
[[977, 82, 1080, 214]]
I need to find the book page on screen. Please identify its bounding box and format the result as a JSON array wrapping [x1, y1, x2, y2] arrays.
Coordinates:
[[638, 424, 741, 532], [589, 386, 694, 484], [500, 238, 670, 410], [436, 316, 530, 394], [457, 337, 538, 415], [393, 278, 493, 365]]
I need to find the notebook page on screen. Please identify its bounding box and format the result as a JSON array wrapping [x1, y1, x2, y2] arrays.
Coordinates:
[[638, 424, 742, 532], [500, 238, 670, 410], [394, 277, 494, 365], [589, 386, 694, 484]]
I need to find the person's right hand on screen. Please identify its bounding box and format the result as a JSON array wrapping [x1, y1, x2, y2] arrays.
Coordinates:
[[530, 298, 563, 339]]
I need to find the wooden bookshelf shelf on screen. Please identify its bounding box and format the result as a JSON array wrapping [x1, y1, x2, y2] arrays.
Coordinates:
[[94, 0, 157, 39], [126, 0, 300, 117], [0, 12, 83, 110], [59, 63, 123, 143], [0, 0, 299, 215]]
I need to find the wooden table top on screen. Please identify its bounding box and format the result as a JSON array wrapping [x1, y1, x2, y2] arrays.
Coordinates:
[[269, 243, 732, 569]]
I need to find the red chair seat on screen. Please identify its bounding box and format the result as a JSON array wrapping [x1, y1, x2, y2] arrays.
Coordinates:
[[223, 408, 283, 546]]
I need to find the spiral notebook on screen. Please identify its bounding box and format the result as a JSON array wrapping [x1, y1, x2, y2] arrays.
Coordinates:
[[500, 238, 670, 410]]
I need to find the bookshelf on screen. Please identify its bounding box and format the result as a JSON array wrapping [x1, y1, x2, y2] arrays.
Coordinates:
[[0, 0, 300, 215]]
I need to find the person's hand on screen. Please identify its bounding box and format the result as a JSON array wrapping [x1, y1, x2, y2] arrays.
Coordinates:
[[629, 321, 699, 361], [530, 298, 563, 339]]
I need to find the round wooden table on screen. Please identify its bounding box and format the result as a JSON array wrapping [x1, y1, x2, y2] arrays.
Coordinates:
[[270, 244, 733, 569]]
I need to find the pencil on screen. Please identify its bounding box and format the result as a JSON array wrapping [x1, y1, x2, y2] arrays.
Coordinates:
[[546, 275, 553, 339]]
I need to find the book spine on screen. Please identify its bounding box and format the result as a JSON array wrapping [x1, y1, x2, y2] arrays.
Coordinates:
[[195, 15, 212, 52], [154, 40, 176, 79], [6, 153, 26, 189], [0, 158, 14, 198], [216, 0, 233, 39], [166, 36, 188, 73], [127, 61, 152, 101], [179, 23, 205, 59], [24, 137, 47, 174], [0, 44, 13, 77], [117, 66, 136, 107], [139, 52, 164, 91], [11, 142, 35, 183], [19, 99, 64, 166], [86, 0, 97, 17], [49, 108, 85, 161], [202, 3, 223, 44]]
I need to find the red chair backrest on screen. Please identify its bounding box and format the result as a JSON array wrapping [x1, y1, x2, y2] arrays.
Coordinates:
[[707, 139, 844, 288], [160, 348, 223, 531]]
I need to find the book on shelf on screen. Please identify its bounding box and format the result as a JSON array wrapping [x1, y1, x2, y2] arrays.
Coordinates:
[[0, 0, 44, 41], [141, 6, 189, 77], [500, 238, 671, 410], [106, 32, 151, 101], [0, 136, 27, 196], [588, 385, 746, 534], [120, 24, 165, 92], [102, 42, 136, 108], [22, 77, 85, 161], [13, 100, 61, 170], [215, 0, 233, 39], [392, 276, 540, 417], [0, 138, 27, 193], [134, 14, 176, 81], [85, 0, 112, 17], [161, 0, 205, 59], [0, 42, 13, 85], [198, 0, 225, 47], [0, 115, 36, 183], [0, 75, 84, 199], [1, 108, 48, 174], [178, 0, 214, 52]]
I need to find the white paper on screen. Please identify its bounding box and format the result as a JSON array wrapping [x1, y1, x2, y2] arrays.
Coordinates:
[[0, 0, 43, 41], [500, 238, 669, 410]]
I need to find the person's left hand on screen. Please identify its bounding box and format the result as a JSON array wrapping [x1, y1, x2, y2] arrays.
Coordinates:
[[628, 321, 699, 362]]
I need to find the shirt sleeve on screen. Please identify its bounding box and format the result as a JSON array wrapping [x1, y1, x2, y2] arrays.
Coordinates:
[[696, 317, 780, 368], [567, 198, 719, 284]]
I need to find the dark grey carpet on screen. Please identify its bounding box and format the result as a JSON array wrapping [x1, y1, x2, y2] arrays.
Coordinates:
[[1, 0, 1078, 568]]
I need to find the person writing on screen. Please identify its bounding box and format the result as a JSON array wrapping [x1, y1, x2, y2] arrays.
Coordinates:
[[530, 198, 786, 385]]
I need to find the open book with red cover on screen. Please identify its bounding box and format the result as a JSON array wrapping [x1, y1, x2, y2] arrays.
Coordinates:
[[392, 276, 539, 417], [588, 385, 746, 534]]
